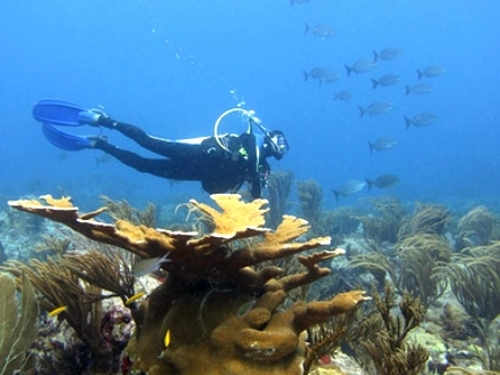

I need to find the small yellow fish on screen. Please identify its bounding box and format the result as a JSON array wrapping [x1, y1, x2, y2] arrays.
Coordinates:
[[48, 305, 68, 317], [125, 291, 146, 305], [164, 329, 171, 348]]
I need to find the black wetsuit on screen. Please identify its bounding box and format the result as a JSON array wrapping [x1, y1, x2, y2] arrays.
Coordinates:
[[93, 117, 271, 199]]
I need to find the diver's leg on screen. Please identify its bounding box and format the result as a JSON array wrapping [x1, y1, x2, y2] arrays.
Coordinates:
[[93, 139, 202, 180], [97, 117, 200, 158]]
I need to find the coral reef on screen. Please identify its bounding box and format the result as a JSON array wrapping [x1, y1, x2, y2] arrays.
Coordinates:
[[456, 206, 496, 249], [440, 253, 500, 370], [266, 170, 294, 229], [398, 202, 451, 238], [361, 196, 406, 244], [2, 254, 129, 373], [8, 193, 370, 375], [0, 272, 39, 374], [356, 285, 429, 375], [296, 179, 324, 236]]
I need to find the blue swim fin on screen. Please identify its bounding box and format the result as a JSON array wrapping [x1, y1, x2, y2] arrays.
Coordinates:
[[42, 123, 92, 151], [33, 99, 99, 126]]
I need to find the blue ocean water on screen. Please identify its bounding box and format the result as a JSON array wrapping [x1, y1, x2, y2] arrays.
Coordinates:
[[1, 0, 499, 212]]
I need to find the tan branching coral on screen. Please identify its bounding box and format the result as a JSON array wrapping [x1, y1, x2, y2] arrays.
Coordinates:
[[8, 193, 370, 375]]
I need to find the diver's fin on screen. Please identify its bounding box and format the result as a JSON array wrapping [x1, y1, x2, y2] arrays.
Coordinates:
[[42, 123, 92, 151], [33, 99, 100, 126]]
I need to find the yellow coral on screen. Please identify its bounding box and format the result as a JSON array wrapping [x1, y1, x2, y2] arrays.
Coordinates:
[[8, 193, 370, 375]]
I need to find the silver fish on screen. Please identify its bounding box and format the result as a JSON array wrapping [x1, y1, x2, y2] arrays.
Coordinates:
[[332, 180, 367, 201], [373, 47, 403, 62], [345, 59, 378, 77], [359, 102, 393, 117], [132, 252, 171, 277], [371, 73, 401, 89], [405, 112, 437, 129], [323, 72, 342, 84], [366, 174, 399, 190], [334, 90, 352, 101], [236, 299, 256, 317], [369, 137, 398, 153], [303, 66, 329, 83], [304, 23, 334, 39], [405, 83, 433, 95], [417, 65, 446, 80]]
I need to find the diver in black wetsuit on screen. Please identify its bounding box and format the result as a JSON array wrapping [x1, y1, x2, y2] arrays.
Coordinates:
[[89, 112, 289, 199]]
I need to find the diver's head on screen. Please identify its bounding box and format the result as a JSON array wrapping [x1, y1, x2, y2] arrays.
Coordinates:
[[266, 130, 289, 160]]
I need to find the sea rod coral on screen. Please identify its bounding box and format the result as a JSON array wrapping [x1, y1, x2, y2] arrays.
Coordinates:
[[8, 193, 370, 375]]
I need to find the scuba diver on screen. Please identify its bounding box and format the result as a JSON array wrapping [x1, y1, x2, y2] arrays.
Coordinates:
[[32, 100, 289, 199]]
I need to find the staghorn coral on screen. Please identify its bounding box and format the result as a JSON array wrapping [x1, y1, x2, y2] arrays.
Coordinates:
[[8, 193, 370, 375], [0, 272, 39, 375]]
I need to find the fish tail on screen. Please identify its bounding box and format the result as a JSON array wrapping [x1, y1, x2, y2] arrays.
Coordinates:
[[372, 50, 378, 62], [334, 93, 339, 100], [332, 189, 340, 201], [304, 23, 310, 36], [405, 85, 411, 96], [303, 71, 309, 81], [344, 64, 352, 77], [365, 179, 374, 191], [417, 69, 423, 80], [358, 106, 366, 118], [405, 117, 412, 129], [371, 78, 378, 89]]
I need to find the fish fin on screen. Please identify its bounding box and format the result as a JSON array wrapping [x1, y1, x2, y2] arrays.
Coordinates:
[[405, 85, 411, 96], [332, 189, 340, 201], [365, 179, 374, 191], [344, 64, 352, 77], [304, 23, 310, 36], [404, 117, 412, 130], [358, 106, 365, 118], [368, 142, 374, 153], [417, 69, 423, 80], [303, 71, 309, 81], [371, 78, 378, 89], [372, 50, 378, 63]]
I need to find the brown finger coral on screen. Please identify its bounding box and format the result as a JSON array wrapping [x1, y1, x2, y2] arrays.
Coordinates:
[[9, 193, 370, 375]]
